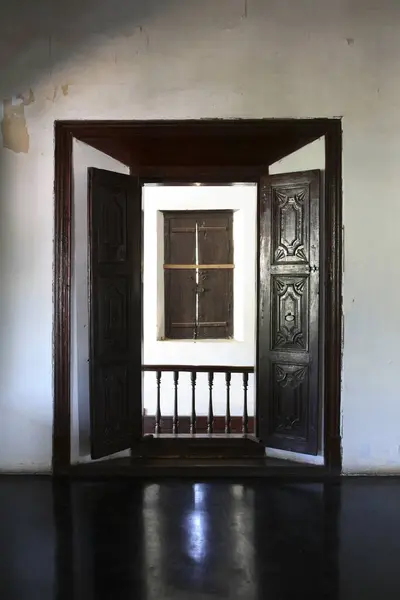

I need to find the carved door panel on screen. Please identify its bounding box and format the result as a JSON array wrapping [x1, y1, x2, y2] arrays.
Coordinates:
[[257, 171, 320, 455], [88, 168, 142, 459]]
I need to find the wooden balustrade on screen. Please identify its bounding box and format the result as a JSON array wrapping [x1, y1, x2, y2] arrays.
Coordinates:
[[142, 365, 255, 436]]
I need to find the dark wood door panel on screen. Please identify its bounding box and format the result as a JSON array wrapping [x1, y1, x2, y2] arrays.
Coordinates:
[[271, 275, 309, 352], [96, 276, 131, 356], [258, 170, 320, 455], [88, 168, 142, 459], [268, 362, 315, 454]]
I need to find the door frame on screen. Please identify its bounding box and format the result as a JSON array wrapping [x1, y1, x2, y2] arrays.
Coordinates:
[[53, 119, 342, 474]]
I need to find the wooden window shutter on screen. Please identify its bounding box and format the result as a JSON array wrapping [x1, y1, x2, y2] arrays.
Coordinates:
[[164, 213, 197, 339], [164, 210, 234, 340], [197, 211, 233, 339], [88, 168, 142, 459]]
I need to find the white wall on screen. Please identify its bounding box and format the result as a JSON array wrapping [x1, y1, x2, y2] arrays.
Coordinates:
[[71, 140, 129, 464], [1, 0, 400, 472], [269, 138, 325, 175], [143, 185, 257, 417]]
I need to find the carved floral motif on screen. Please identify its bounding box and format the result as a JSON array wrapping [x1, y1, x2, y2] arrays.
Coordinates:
[[274, 188, 308, 263]]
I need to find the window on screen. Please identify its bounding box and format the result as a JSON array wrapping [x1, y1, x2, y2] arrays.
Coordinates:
[[163, 210, 234, 340]]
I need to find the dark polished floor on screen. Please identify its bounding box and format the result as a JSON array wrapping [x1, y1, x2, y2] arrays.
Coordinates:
[[0, 478, 399, 599]]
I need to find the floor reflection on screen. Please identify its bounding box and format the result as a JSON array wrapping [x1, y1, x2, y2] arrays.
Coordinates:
[[185, 508, 208, 563], [54, 480, 339, 600], [0, 478, 349, 599], [141, 481, 257, 598]]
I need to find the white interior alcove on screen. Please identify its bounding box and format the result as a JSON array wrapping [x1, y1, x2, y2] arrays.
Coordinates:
[[142, 185, 257, 417]]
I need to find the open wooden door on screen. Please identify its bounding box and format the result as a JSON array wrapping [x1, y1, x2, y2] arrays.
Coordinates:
[[88, 168, 142, 459], [257, 170, 320, 455]]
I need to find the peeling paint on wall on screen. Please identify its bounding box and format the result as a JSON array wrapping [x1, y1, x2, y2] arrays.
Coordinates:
[[1, 89, 35, 154], [46, 84, 70, 102]]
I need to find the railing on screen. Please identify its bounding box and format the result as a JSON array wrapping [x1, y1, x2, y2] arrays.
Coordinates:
[[142, 365, 254, 436]]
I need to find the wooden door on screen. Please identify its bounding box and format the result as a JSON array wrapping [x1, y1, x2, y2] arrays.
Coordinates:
[[257, 170, 321, 455], [88, 168, 142, 459]]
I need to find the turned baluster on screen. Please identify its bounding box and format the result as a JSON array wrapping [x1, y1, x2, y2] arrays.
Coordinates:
[[155, 371, 162, 435], [207, 372, 214, 434], [242, 372, 249, 435], [190, 371, 197, 434], [172, 371, 179, 434], [225, 372, 232, 434]]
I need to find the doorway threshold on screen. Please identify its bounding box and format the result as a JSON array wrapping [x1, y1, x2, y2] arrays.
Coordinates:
[[68, 457, 328, 480]]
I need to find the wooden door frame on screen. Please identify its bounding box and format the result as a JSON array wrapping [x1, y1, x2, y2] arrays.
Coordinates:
[[53, 119, 342, 474]]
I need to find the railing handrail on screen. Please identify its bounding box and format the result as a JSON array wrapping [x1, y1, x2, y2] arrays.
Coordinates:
[[142, 365, 254, 374]]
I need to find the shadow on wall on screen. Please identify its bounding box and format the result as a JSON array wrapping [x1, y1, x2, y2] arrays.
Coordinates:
[[0, 0, 186, 468], [0, 0, 167, 154], [0, 0, 168, 98], [0, 0, 253, 102]]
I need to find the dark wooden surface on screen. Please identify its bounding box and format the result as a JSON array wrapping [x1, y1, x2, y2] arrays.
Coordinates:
[[164, 211, 196, 263], [164, 212, 196, 338], [198, 211, 233, 339], [258, 170, 321, 455], [88, 168, 142, 459], [165, 270, 197, 339], [53, 123, 72, 473], [53, 119, 342, 474], [138, 435, 265, 459], [208, 372, 214, 433], [324, 126, 343, 471], [198, 212, 233, 263], [6, 478, 400, 599], [70, 119, 327, 167], [198, 268, 233, 339], [155, 371, 162, 434], [164, 210, 233, 339], [190, 371, 197, 433], [70, 456, 324, 479]]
